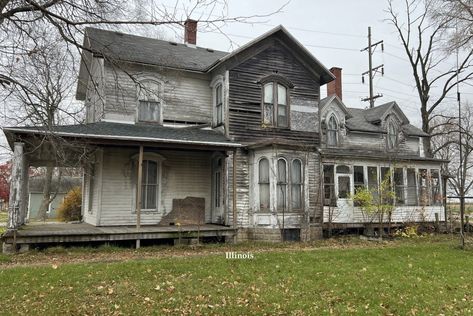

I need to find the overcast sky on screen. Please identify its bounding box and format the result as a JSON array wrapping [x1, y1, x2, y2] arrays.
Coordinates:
[[1, 0, 472, 160]]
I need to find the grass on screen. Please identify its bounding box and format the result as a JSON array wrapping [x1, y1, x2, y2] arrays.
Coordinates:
[[0, 237, 473, 315], [0, 211, 7, 223]]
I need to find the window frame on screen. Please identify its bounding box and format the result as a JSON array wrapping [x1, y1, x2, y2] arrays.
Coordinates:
[[136, 78, 164, 124], [327, 114, 339, 147], [260, 76, 293, 128], [131, 152, 165, 213], [276, 157, 289, 211], [258, 157, 271, 211], [291, 159, 304, 211], [387, 120, 398, 150], [214, 83, 224, 126]]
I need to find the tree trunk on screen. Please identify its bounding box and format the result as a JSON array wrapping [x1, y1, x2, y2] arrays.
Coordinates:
[[36, 165, 54, 221]]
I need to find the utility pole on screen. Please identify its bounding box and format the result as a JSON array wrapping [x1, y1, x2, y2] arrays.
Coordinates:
[[361, 26, 384, 108]]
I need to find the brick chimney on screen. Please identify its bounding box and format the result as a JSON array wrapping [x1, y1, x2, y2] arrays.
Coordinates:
[[184, 19, 197, 45], [327, 67, 342, 100]]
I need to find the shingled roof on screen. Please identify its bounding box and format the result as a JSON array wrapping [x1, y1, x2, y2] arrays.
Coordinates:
[[345, 103, 428, 137], [3, 122, 240, 149]]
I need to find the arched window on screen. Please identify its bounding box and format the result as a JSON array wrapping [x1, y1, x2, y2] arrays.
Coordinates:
[[277, 158, 288, 210], [387, 121, 397, 149], [291, 159, 303, 209], [137, 79, 162, 123], [215, 83, 223, 126], [262, 80, 290, 127], [258, 158, 270, 210], [327, 114, 339, 146]]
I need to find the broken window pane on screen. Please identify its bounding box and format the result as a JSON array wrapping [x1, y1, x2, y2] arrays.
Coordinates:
[[258, 158, 270, 210]]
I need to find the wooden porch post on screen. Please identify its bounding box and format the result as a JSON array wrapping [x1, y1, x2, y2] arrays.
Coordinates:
[[7, 142, 26, 230], [136, 145, 144, 249]]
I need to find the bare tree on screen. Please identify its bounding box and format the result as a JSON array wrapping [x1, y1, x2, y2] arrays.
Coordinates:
[[386, 0, 473, 155]]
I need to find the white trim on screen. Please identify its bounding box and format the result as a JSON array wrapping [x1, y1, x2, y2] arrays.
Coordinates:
[[101, 119, 135, 125], [291, 104, 318, 113], [210, 75, 225, 127], [4, 128, 242, 148], [135, 77, 165, 124]]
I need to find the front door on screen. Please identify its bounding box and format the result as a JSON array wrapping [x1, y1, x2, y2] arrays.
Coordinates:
[[211, 157, 224, 224]]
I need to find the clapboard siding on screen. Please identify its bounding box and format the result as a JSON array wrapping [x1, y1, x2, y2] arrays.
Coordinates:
[[228, 45, 320, 144], [227, 149, 250, 227], [85, 57, 105, 123], [103, 62, 212, 124], [97, 147, 212, 226], [323, 206, 445, 223]]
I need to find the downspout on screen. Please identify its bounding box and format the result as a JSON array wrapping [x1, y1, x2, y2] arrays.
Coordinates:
[[232, 149, 237, 230]]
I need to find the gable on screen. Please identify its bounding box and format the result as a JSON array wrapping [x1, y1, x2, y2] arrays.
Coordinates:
[[209, 26, 334, 85]]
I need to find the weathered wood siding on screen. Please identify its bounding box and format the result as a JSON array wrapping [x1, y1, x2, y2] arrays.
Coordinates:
[[102, 62, 213, 124], [95, 147, 212, 226], [227, 44, 320, 144], [85, 57, 105, 123]]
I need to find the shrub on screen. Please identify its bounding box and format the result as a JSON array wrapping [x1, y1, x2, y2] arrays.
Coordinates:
[[57, 186, 82, 222]]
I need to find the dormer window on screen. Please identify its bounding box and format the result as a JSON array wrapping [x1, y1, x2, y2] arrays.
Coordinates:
[[327, 114, 339, 146], [387, 121, 397, 149], [137, 79, 162, 123], [262, 81, 290, 128], [215, 83, 223, 126]]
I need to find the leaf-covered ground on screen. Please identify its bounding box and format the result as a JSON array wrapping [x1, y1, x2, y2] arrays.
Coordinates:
[[0, 236, 473, 315]]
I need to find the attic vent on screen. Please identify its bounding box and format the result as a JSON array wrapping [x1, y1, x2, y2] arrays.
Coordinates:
[[206, 48, 214, 52], [169, 42, 178, 46]]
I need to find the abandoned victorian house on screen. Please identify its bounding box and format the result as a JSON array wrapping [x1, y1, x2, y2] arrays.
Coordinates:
[[2, 20, 446, 251]]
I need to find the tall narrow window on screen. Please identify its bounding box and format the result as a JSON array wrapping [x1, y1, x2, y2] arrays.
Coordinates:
[[214, 158, 222, 208], [368, 166, 379, 200], [406, 168, 417, 206], [323, 165, 336, 206], [338, 176, 350, 199], [277, 84, 288, 127], [327, 115, 339, 146], [138, 80, 161, 123], [353, 166, 365, 193], [387, 121, 397, 149], [141, 160, 158, 209], [262, 81, 290, 127], [258, 158, 270, 210], [277, 158, 288, 210], [431, 169, 441, 206], [291, 159, 303, 209], [418, 169, 430, 206], [263, 83, 274, 125], [394, 168, 405, 205], [215, 83, 223, 126]]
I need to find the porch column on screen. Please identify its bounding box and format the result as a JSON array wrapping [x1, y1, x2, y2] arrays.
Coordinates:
[[8, 142, 27, 229]]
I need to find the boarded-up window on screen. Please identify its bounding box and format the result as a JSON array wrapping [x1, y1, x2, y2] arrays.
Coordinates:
[[394, 168, 405, 205], [215, 84, 223, 126], [338, 176, 350, 199], [291, 159, 303, 209], [323, 165, 336, 206], [258, 158, 270, 210], [138, 80, 161, 123], [327, 115, 338, 146], [368, 166, 378, 200], [418, 169, 430, 206], [277, 159, 288, 210], [141, 160, 158, 209], [406, 168, 417, 206], [431, 169, 441, 206]]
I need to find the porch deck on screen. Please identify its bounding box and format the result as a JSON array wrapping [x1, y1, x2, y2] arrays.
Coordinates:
[[2, 222, 236, 245]]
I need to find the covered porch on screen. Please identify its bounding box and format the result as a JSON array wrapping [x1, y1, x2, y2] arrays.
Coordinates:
[[2, 122, 240, 252]]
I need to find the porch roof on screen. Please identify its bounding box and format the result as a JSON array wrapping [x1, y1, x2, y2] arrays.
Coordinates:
[[3, 121, 241, 149]]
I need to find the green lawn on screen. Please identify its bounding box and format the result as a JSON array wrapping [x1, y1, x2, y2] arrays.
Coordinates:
[[0, 212, 7, 223], [0, 237, 472, 315]]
